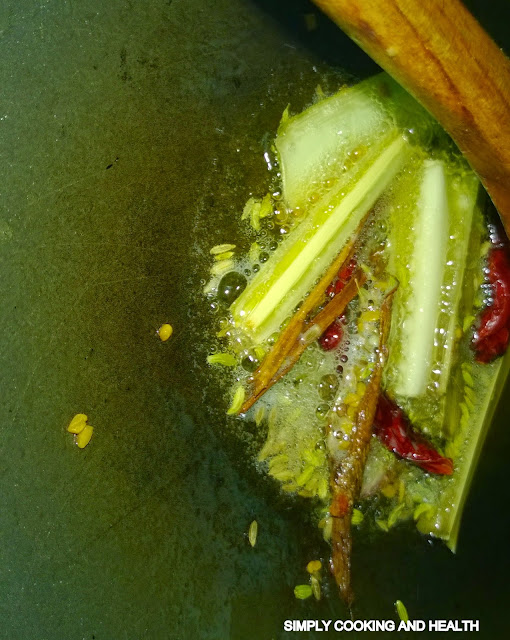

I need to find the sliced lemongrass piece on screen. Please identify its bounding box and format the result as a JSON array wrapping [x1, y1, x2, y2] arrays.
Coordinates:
[[231, 134, 412, 343], [391, 160, 449, 397]]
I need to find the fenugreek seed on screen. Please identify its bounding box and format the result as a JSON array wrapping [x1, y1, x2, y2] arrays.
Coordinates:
[[381, 483, 397, 498], [306, 560, 322, 574], [322, 517, 332, 541], [376, 519, 389, 532], [296, 465, 315, 487], [242, 197, 259, 221], [254, 406, 266, 426], [210, 243, 236, 255], [462, 369, 474, 387], [207, 353, 237, 366], [302, 449, 323, 467], [360, 309, 380, 323], [210, 259, 234, 277], [248, 520, 258, 547], [227, 386, 245, 415], [158, 324, 173, 341], [259, 193, 273, 219], [388, 503, 406, 528], [311, 575, 321, 600], [271, 469, 295, 482], [281, 482, 298, 493], [317, 477, 329, 500], [76, 425, 93, 449], [304, 475, 319, 494], [395, 599, 409, 623], [294, 585, 313, 600], [67, 413, 88, 434], [214, 250, 235, 261], [351, 508, 364, 525], [413, 502, 433, 521], [249, 241, 260, 263], [343, 392, 359, 406], [268, 454, 289, 469]]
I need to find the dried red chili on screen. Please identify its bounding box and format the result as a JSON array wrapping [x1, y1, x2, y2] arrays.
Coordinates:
[[374, 393, 453, 475], [320, 260, 356, 351], [319, 320, 343, 351], [326, 259, 357, 298], [472, 223, 510, 362]]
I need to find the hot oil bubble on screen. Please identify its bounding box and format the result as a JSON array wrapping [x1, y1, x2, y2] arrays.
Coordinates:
[[241, 350, 260, 372], [217, 271, 247, 305], [318, 374, 339, 401]]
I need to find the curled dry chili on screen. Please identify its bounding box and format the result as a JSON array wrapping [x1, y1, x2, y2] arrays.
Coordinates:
[[374, 393, 453, 475], [472, 222, 510, 363]]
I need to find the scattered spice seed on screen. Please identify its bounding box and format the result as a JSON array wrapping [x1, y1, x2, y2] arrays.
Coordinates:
[[294, 585, 313, 600], [207, 353, 237, 366], [351, 508, 364, 525], [210, 243, 236, 255], [158, 324, 173, 341], [311, 575, 321, 601], [76, 425, 94, 449], [67, 413, 88, 434], [248, 520, 258, 547], [227, 385, 245, 415], [306, 560, 322, 574], [395, 599, 409, 623]]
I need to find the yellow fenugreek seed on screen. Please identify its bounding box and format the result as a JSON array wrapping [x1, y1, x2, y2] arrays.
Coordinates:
[[210, 259, 234, 277], [388, 503, 406, 528], [67, 413, 88, 434], [311, 575, 321, 600], [344, 392, 359, 406], [207, 353, 237, 366], [214, 250, 235, 261], [462, 369, 474, 387], [210, 243, 236, 255], [381, 482, 397, 498], [296, 465, 315, 487], [227, 386, 245, 415], [254, 406, 265, 426], [322, 517, 332, 541], [248, 520, 258, 547], [347, 405, 357, 421], [317, 477, 329, 500], [360, 309, 380, 323], [376, 519, 389, 532], [271, 469, 295, 482], [158, 324, 173, 341], [268, 454, 289, 469], [302, 448, 323, 467], [351, 508, 364, 525], [306, 560, 322, 574], [294, 584, 313, 600], [395, 599, 409, 623], [76, 425, 93, 449]]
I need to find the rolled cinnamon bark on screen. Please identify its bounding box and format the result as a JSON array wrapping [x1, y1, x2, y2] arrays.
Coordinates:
[[312, 0, 510, 236]]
